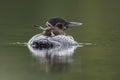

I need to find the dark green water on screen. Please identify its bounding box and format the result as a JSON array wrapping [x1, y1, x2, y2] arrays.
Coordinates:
[[0, 0, 120, 80]]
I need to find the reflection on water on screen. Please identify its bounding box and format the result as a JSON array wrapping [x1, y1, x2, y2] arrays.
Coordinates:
[[28, 44, 78, 72], [11, 41, 94, 72]]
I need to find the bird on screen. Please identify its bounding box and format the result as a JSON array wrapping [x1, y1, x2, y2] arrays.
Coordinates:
[[33, 17, 82, 37], [29, 17, 82, 48]]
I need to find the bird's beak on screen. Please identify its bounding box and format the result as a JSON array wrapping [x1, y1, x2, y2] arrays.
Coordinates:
[[66, 22, 83, 27]]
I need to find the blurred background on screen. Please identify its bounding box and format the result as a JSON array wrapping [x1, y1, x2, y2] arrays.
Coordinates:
[[0, 0, 120, 80]]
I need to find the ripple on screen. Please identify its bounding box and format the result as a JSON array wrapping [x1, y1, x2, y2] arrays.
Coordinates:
[[78, 42, 96, 47], [10, 42, 28, 46]]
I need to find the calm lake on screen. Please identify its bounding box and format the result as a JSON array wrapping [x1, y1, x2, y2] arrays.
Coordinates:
[[0, 0, 120, 80]]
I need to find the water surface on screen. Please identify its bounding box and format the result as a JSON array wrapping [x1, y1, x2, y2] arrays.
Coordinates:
[[0, 0, 120, 80]]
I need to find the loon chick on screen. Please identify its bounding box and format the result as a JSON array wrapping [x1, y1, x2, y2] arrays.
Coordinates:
[[42, 27, 65, 37]]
